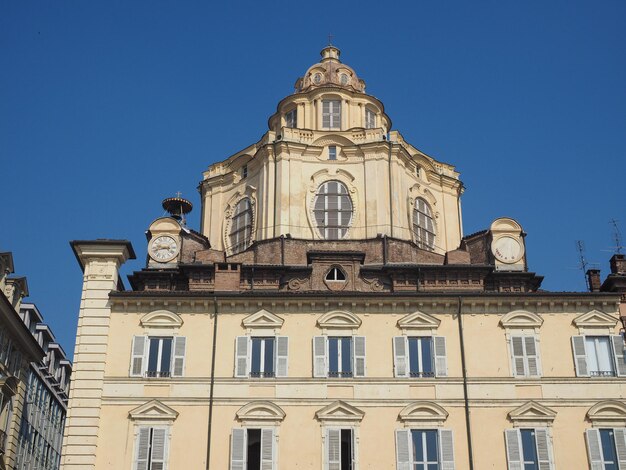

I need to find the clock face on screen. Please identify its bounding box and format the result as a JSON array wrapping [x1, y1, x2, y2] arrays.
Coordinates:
[[492, 236, 523, 264], [149, 235, 179, 262]]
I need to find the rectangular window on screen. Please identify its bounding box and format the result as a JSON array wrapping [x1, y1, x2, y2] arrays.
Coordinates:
[[285, 109, 297, 128], [599, 429, 619, 470], [393, 336, 447, 378], [147, 337, 172, 378], [235, 336, 289, 378], [326, 428, 354, 470], [322, 100, 341, 129], [586, 428, 626, 469], [313, 336, 366, 378], [505, 428, 554, 470], [130, 336, 186, 378], [572, 335, 625, 377], [230, 428, 275, 470], [328, 146, 337, 161], [396, 428, 455, 470], [242, 165, 248, 179], [510, 335, 541, 377], [134, 427, 169, 470], [250, 337, 275, 378], [365, 109, 376, 129]]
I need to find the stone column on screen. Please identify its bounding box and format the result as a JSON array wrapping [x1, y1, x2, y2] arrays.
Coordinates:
[[60, 241, 134, 469]]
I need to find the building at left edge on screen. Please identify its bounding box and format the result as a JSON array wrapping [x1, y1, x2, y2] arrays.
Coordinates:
[[0, 252, 72, 470]]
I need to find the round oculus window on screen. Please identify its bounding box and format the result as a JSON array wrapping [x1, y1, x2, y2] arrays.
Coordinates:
[[340, 73, 349, 86], [313, 73, 322, 84]]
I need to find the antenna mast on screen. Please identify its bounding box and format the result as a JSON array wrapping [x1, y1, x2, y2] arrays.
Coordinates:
[[610, 219, 624, 254], [576, 240, 590, 291]]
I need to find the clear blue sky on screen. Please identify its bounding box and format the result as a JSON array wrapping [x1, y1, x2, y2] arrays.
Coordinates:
[[1, 1, 625, 356]]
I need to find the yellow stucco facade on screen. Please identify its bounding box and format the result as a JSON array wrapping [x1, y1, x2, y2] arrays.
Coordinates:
[[61, 46, 626, 470]]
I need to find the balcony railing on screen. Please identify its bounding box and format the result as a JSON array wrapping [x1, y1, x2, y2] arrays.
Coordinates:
[[145, 370, 171, 378], [249, 371, 275, 378], [590, 370, 616, 377], [328, 371, 353, 378], [409, 371, 436, 378]]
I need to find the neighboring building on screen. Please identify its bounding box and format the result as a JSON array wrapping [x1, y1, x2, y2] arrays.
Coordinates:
[[61, 47, 626, 470], [15, 303, 71, 470], [0, 253, 45, 470]]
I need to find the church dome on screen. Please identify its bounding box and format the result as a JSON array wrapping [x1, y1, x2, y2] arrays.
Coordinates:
[[294, 45, 366, 94]]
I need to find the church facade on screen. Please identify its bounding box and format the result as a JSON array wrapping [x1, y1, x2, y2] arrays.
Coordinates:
[[61, 47, 626, 470]]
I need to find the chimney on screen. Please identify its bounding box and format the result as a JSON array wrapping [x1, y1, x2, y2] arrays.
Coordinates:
[[610, 254, 626, 275], [587, 269, 601, 292]]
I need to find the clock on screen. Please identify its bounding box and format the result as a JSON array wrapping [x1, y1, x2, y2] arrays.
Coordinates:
[[492, 236, 524, 264], [149, 235, 180, 263]]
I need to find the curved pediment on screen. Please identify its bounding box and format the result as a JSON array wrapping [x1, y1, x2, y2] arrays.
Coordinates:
[[397, 311, 441, 331], [140, 310, 183, 329], [587, 401, 626, 427], [236, 401, 286, 424], [398, 401, 448, 425], [242, 309, 284, 329], [317, 310, 361, 329], [573, 310, 618, 328], [500, 310, 543, 329], [508, 401, 556, 425], [491, 218, 522, 233], [316, 400, 364, 423], [129, 400, 178, 423]]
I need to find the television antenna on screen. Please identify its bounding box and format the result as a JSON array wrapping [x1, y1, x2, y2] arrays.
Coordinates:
[[610, 219, 624, 254]]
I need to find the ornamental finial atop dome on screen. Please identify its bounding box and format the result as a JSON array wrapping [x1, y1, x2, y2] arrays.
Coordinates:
[[320, 45, 341, 63]]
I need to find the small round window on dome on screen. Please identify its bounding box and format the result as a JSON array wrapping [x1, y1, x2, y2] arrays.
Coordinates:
[[326, 267, 346, 282], [340, 73, 348, 86], [313, 73, 322, 84]]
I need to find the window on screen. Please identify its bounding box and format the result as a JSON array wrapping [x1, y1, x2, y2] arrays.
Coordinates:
[[572, 335, 626, 377], [313, 181, 353, 240], [234, 336, 288, 378], [130, 336, 186, 378], [510, 335, 541, 377], [313, 336, 366, 378], [328, 145, 337, 161], [134, 426, 169, 470], [325, 428, 354, 470], [365, 109, 376, 129], [285, 109, 297, 128], [395, 429, 455, 470], [505, 428, 554, 470], [326, 267, 346, 282], [586, 428, 626, 470], [393, 336, 447, 378], [242, 165, 248, 179], [230, 428, 276, 470], [229, 198, 254, 254], [413, 198, 436, 251], [322, 100, 341, 129]]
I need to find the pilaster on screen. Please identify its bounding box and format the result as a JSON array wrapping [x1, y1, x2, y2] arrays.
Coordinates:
[[60, 241, 134, 469]]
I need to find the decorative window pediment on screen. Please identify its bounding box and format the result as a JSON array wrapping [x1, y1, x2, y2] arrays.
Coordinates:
[[587, 401, 626, 427], [397, 311, 440, 335], [315, 400, 364, 424], [140, 310, 183, 329], [398, 401, 448, 427], [500, 310, 543, 329], [129, 400, 178, 423], [236, 401, 285, 425], [317, 310, 361, 331], [242, 309, 284, 331], [573, 310, 618, 329], [508, 401, 556, 427]]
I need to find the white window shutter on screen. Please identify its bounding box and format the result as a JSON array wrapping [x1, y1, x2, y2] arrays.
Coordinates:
[[235, 336, 249, 378], [313, 336, 327, 378], [572, 336, 589, 377], [275, 336, 289, 378], [261, 428, 275, 470], [172, 336, 186, 377], [130, 336, 148, 377], [353, 336, 366, 377], [525, 336, 541, 377], [438, 428, 455, 470], [230, 428, 247, 470], [505, 429, 522, 470], [510, 336, 527, 377], [534, 428, 554, 470], [395, 429, 411, 470], [586, 429, 604, 470], [150, 427, 168, 470], [134, 427, 150, 470], [614, 428, 626, 469], [611, 336, 626, 377], [393, 336, 408, 378], [434, 336, 448, 377], [326, 428, 341, 470]]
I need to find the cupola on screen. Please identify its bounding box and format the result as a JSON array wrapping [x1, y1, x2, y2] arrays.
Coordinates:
[[294, 45, 366, 94]]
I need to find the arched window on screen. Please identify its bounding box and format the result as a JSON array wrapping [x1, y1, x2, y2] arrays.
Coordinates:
[[413, 198, 435, 251], [326, 267, 346, 282], [314, 181, 353, 239], [229, 198, 253, 254]]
